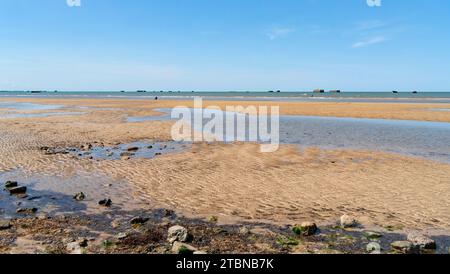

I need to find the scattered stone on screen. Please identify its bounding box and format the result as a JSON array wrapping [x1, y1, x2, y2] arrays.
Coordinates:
[[106, 151, 114, 157], [391, 241, 420, 254], [340, 215, 358, 228], [155, 152, 162, 156], [130, 216, 150, 225], [193, 250, 208, 255], [293, 222, 318, 236], [120, 151, 134, 157], [116, 232, 128, 240], [0, 220, 12, 230], [66, 242, 83, 254], [208, 216, 218, 223], [73, 192, 86, 201], [4, 181, 18, 189], [168, 225, 189, 243], [366, 242, 382, 254], [127, 147, 139, 152], [172, 241, 197, 254], [98, 199, 112, 207], [364, 231, 383, 240], [163, 209, 174, 217], [407, 232, 437, 250], [111, 219, 121, 228], [80, 143, 92, 151], [9, 186, 27, 195], [16, 207, 38, 214], [239, 227, 250, 236]]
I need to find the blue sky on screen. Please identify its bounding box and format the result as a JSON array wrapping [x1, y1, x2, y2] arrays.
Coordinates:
[[1, 0, 449, 91]]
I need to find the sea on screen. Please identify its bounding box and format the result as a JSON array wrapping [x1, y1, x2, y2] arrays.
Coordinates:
[[1, 91, 450, 103]]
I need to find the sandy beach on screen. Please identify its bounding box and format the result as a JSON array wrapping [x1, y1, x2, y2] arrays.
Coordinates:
[[1, 97, 450, 254]]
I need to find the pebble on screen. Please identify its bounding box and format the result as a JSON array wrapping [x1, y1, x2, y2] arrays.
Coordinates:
[[73, 192, 86, 201], [98, 199, 112, 207], [366, 242, 381, 254], [407, 232, 437, 250], [0, 220, 12, 230], [391, 241, 420, 254], [167, 225, 189, 243], [340, 215, 358, 228]]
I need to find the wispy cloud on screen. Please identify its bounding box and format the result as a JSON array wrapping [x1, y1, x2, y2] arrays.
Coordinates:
[[266, 27, 295, 40], [352, 36, 387, 48]]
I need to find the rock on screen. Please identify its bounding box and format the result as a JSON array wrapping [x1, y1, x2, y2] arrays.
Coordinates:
[[130, 217, 150, 225], [4, 181, 18, 189], [127, 147, 139, 152], [167, 225, 189, 243], [239, 227, 250, 236], [116, 232, 128, 240], [293, 222, 318, 236], [16, 207, 38, 214], [366, 242, 381, 254], [172, 241, 197, 254], [163, 209, 174, 217], [208, 216, 218, 223], [0, 220, 12, 230], [80, 143, 92, 151], [364, 231, 383, 240], [66, 242, 83, 254], [120, 151, 134, 157], [73, 192, 86, 201], [111, 219, 121, 228], [391, 241, 420, 254], [407, 232, 437, 250], [9, 186, 27, 195], [193, 250, 208, 255], [340, 215, 357, 228], [98, 199, 112, 207]]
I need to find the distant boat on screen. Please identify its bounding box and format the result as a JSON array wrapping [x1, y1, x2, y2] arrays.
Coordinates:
[[329, 90, 341, 93], [392, 91, 399, 94], [137, 90, 146, 93], [30, 90, 43, 93], [268, 90, 274, 93], [412, 91, 418, 94], [120, 90, 125, 93], [313, 89, 325, 93]]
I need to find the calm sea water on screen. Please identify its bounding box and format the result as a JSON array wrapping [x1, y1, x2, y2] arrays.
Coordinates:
[[2, 91, 450, 103]]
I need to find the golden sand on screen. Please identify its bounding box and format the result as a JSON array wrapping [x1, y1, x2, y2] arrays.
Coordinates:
[[1, 97, 450, 231]]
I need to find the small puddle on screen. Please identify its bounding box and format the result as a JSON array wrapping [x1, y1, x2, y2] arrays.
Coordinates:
[[42, 140, 190, 161], [0, 102, 63, 111], [0, 112, 85, 119]]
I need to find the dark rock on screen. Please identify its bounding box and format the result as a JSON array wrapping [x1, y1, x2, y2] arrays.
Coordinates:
[[163, 209, 174, 217], [9, 186, 27, 195], [130, 217, 150, 225], [127, 147, 139, 152], [98, 199, 112, 207], [4, 181, 18, 189], [73, 192, 86, 201], [16, 207, 38, 214], [0, 220, 12, 230]]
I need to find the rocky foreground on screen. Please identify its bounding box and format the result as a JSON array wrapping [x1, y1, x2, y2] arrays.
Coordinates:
[[1, 180, 446, 254]]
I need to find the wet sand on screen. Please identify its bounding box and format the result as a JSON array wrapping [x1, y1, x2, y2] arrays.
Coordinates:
[[1, 97, 450, 253]]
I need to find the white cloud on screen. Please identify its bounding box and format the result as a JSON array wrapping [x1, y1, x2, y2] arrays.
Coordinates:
[[352, 36, 386, 48], [266, 27, 294, 40]]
